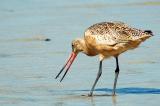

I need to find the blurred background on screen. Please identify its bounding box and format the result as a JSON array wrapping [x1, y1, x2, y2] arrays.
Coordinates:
[[0, 0, 159, 106]]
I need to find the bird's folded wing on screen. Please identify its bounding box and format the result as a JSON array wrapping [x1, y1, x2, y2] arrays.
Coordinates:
[[85, 21, 145, 46]]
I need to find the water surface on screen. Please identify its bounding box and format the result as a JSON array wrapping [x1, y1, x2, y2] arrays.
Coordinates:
[[0, 0, 160, 106]]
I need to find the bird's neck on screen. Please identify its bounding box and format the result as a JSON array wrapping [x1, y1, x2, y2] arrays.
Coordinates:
[[81, 39, 97, 56]]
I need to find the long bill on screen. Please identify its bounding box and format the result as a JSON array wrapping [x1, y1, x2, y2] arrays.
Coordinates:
[[55, 52, 77, 82]]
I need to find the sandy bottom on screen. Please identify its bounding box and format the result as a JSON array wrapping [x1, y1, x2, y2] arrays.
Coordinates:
[[0, 0, 160, 106]]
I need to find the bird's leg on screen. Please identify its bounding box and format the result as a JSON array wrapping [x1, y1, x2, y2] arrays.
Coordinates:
[[88, 61, 102, 96], [113, 57, 120, 96]]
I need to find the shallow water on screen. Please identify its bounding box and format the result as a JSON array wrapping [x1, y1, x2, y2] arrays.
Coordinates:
[[0, 0, 160, 106]]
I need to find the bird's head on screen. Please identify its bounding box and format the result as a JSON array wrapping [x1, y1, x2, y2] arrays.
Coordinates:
[[71, 39, 84, 53], [55, 38, 85, 82]]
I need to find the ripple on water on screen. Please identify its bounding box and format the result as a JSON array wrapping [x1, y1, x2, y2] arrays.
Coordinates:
[[64, 1, 160, 9], [0, 54, 11, 58]]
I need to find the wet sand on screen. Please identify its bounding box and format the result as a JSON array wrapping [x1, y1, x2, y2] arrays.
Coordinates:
[[0, 0, 160, 106]]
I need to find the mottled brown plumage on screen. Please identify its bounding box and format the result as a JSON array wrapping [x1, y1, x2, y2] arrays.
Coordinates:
[[56, 21, 153, 96], [74, 21, 153, 60]]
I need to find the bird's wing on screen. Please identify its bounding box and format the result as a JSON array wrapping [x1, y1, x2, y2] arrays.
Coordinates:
[[85, 22, 145, 46]]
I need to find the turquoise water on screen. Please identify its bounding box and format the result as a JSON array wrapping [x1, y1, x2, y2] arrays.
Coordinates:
[[0, 0, 160, 106]]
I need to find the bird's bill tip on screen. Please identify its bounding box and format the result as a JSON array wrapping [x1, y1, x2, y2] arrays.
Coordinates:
[[55, 52, 77, 82]]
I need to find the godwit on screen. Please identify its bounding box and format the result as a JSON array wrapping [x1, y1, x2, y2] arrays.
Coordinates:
[[55, 21, 153, 96]]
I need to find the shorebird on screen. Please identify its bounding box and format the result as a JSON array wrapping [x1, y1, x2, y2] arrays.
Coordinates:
[[55, 21, 153, 96]]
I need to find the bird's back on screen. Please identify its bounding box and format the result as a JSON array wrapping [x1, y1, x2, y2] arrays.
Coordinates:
[[84, 21, 152, 45], [84, 21, 153, 57]]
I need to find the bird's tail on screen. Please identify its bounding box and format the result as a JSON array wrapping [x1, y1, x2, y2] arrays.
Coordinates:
[[144, 30, 154, 36], [139, 30, 153, 42]]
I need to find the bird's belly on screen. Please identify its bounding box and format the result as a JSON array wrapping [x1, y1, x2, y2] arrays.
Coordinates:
[[85, 37, 140, 58], [98, 42, 139, 57]]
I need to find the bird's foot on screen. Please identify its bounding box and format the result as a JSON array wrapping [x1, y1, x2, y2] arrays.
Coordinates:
[[112, 93, 117, 96], [88, 93, 93, 97]]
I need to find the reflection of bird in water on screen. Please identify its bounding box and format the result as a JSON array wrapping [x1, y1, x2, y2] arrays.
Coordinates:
[[55, 21, 153, 96]]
